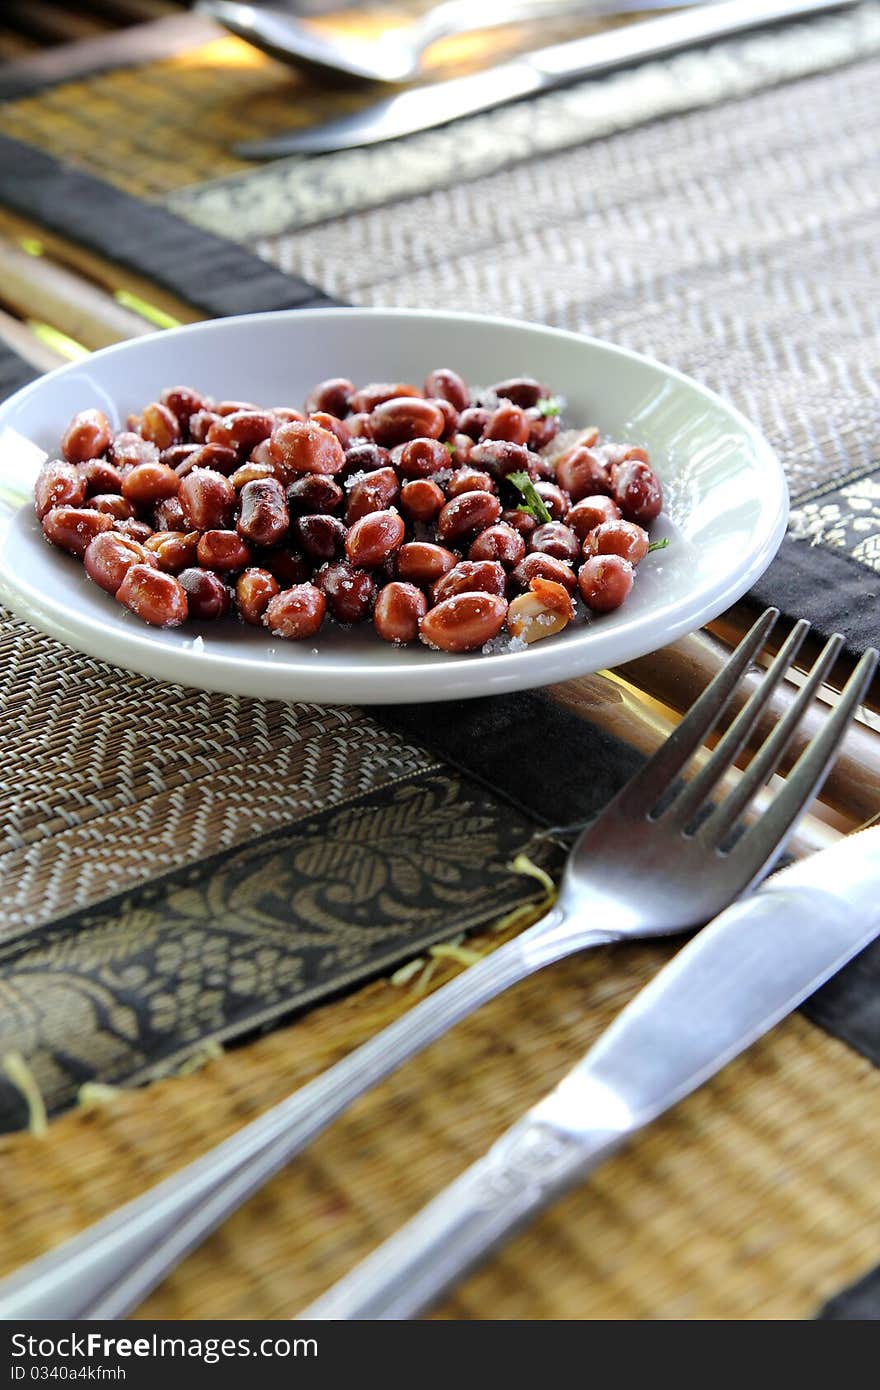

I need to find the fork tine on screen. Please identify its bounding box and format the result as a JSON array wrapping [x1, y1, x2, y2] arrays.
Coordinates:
[[698, 630, 848, 844], [613, 607, 778, 814], [729, 645, 878, 877], [666, 617, 811, 828]]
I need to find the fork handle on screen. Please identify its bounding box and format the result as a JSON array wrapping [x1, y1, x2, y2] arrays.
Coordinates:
[[0, 908, 614, 1319]]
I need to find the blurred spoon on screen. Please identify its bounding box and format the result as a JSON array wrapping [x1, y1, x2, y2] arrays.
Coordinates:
[[198, 0, 702, 85]]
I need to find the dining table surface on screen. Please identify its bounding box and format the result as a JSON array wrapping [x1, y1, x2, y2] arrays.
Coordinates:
[[0, 0, 879, 1322]]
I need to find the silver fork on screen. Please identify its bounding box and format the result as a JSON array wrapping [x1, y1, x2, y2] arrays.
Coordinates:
[[0, 609, 874, 1320]]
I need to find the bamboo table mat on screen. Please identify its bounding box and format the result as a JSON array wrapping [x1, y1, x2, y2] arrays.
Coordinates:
[[0, 4, 879, 1322]]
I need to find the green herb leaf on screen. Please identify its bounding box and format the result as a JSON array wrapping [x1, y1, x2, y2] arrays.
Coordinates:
[[444, 440, 456, 457], [536, 396, 561, 418], [507, 471, 552, 524], [647, 538, 670, 553]]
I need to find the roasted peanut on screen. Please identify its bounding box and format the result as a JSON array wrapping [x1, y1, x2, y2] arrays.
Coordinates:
[[42, 506, 113, 557], [431, 560, 507, 606], [566, 495, 621, 539], [528, 521, 580, 564], [424, 368, 469, 412], [269, 420, 345, 479], [446, 468, 495, 498], [61, 409, 112, 464], [139, 402, 181, 450], [176, 568, 229, 620], [583, 519, 649, 565], [437, 490, 501, 543], [196, 530, 253, 572], [369, 398, 445, 448], [420, 592, 508, 653], [511, 552, 577, 594], [116, 564, 188, 626], [345, 466, 400, 523], [611, 458, 663, 525], [506, 577, 574, 644], [305, 377, 354, 418], [178, 468, 236, 530], [264, 583, 326, 640], [467, 522, 526, 568], [83, 532, 156, 593], [555, 446, 611, 501], [317, 561, 377, 624], [237, 477, 289, 547], [345, 509, 405, 568], [578, 554, 634, 612], [396, 541, 457, 585], [399, 478, 445, 523], [144, 530, 200, 573], [235, 568, 280, 626], [121, 462, 180, 508], [34, 459, 86, 518], [374, 582, 427, 644]]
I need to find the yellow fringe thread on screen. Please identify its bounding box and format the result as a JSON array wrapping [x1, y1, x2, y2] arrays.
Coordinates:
[[2, 1052, 48, 1137]]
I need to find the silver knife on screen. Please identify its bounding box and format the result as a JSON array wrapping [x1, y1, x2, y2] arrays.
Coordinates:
[[238, 0, 857, 156], [301, 827, 880, 1319]]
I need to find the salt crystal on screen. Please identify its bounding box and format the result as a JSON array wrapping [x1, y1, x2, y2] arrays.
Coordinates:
[[192, 635, 204, 652]]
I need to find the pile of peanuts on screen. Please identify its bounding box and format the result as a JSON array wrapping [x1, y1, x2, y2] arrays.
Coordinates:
[[34, 369, 663, 652]]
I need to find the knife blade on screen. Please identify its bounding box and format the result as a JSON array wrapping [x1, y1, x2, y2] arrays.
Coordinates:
[[301, 827, 880, 1319], [237, 0, 857, 156]]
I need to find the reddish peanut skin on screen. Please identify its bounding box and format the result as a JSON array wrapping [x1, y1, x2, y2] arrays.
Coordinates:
[[42, 506, 113, 557], [286, 474, 343, 515], [424, 368, 469, 412], [345, 509, 405, 568], [179, 468, 236, 530], [345, 467, 400, 524], [346, 412, 374, 440], [555, 447, 612, 501], [584, 519, 649, 565], [374, 582, 427, 644], [341, 443, 391, 477], [457, 407, 491, 442], [396, 541, 457, 585], [578, 554, 634, 612], [483, 403, 530, 445], [529, 521, 580, 564], [258, 549, 311, 587], [264, 583, 327, 640], [611, 459, 663, 525], [214, 399, 258, 417], [447, 433, 474, 467], [237, 477, 289, 547], [87, 493, 135, 520], [511, 552, 577, 594], [420, 592, 508, 653], [305, 377, 354, 418], [113, 518, 154, 543], [291, 514, 347, 563], [468, 522, 526, 568], [399, 478, 445, 523], [317, 561, 377, 624], [501, 507, 537, 538], [446, 468, 495, 498], [116, 564, 188, 627], [144, 530, 200, 573], [197, 530, 252, 572], [235, 568, 280, 626], [61, 409, 112, 464], [121, 462, 180, 508], [566, 495, 621, 539], [394, 437, 449, 480], [80, 458, 124, 495], [469, 440, 533, 480], [207, 410, 275, 460], [491, 377, 545, 409], [139, 402, 181, 450], [309, 411, 351, 451], [533, 482, 569, 520], [430, 398, 460, 441], [178, 567, 230, 621], [369, 398, 445, 448], [35, 460, 86, 518], [109, 431, 159, 470], [231, 460, 277, 491], [161, 386, 204, 426], [431, 560, 507, 606], [188, 409, 222, 443], [153, 496, 187, 531], [526, 408, 560, 451], [83, 532, 156, 593], [161, 443, 201, 471], [437, 490, 502, 543], [174, 442, 238, 478], [349, 382, 421, 414], [269, 420, 345, 479]]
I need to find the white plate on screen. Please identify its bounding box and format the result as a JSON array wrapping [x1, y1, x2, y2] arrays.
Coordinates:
[[0, 308, 787, 704]]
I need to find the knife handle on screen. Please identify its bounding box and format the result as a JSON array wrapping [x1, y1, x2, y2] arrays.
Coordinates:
[[301, 1114, 619, 1320]]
